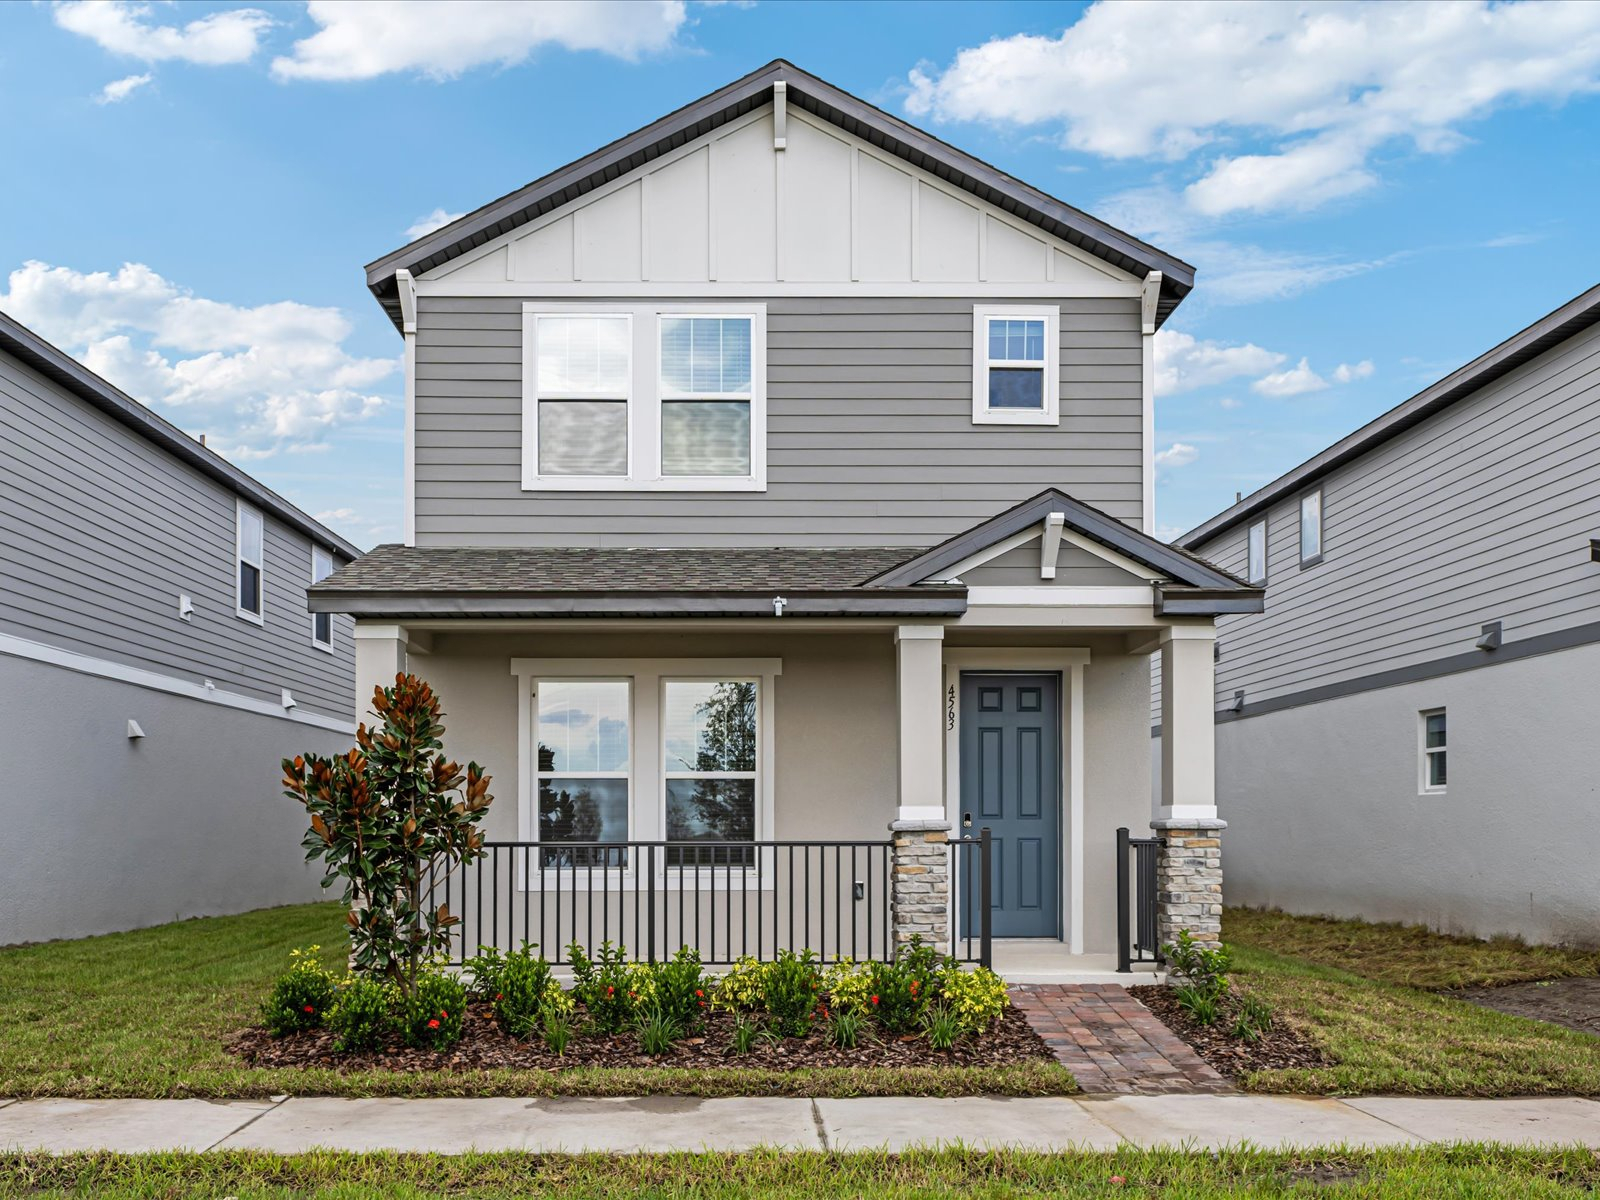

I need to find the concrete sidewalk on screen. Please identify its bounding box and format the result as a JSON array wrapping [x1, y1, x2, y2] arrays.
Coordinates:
[[2, 1095, 1599, 1153]]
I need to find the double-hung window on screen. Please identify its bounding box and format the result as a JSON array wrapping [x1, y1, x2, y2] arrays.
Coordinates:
[[663, 679, 759, 866], [1300, 489, 1323, 567], [236, 501, 264, 622], [310, 545, 334, 649], [972, 304, 1060, 425], [1247, 519, 1268, 586], [523, 305, 766, 490], [535, 679, 632, 867], [1419, 709, 1447, 794]]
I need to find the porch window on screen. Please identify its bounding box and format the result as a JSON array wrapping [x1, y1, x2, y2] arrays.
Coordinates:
[[663, 679, 758, 866], [971, 304, 1060, 426], [659, 316, 753, 477], [1419, 708, 1446, 794], [535, 679, 631, 866], [532, 314, 631, 478]]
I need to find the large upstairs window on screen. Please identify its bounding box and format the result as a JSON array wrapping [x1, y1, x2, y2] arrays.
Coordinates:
[[523, 304, 766, 492]]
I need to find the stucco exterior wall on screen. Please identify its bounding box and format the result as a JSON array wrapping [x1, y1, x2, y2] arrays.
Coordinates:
[[1, 654, 344, 945], [1081, 647, 1156, 954], [1215, 643, 1600, 946]]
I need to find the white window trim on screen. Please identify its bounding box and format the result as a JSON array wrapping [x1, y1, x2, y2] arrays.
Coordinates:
[[520, 303, 768, 493], [1299, 489, 1324, 568], [1419, 707, 1447, 795], [310, 545, 335, 652], [510, 657, 781, 889], [971, 304, 1060, 426], [1247, 518, 1268, 586], [235, 499, 264, 625]]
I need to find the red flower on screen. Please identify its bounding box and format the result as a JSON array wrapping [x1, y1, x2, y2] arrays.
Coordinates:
[[870, 995, 880, 1005], [1110, 1177, 1126, 1186], [440, 1010, 448, 1019], [695, 989, 704, 998], [606, 986, 615, 996], [496, 992, 503, 1001], [302, 1005, 315, 1013], [427, 1018, 441, 1029]]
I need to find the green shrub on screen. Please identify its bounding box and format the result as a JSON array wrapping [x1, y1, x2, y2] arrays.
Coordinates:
[[922, 1003, 961, 1051], [493, 945, 557, 1039], [1174, 982, 1222, 1026], [938, 965, 1009, 1034], [727, 1014, 761, 1056], [761, 949, 822, 1037], [568, 941, 652, 1034], [644, 946, 710, 1032], [824, 1007, 868, 1050], [1231, 991, 1274, 1042], [327, 976, 398, 1052], [260, 945, 338, 1037], [542, 1009, 575, 1055], [405, 971, 467, 1050], [823, 958, 874, 1014], [635, 1005, 683, 1056], [461, 945, 507, 1000], [1166, 930, 1231, 999], [712, 956, 766, 1013]]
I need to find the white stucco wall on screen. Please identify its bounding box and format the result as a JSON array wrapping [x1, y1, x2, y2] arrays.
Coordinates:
[[1213, 642, 1600, 947]]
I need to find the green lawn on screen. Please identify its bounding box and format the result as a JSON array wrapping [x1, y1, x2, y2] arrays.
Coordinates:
[[6, 1147, 1600, 1199], [1225, 908, 1600, 990], [0, 904, 1072, 1100]]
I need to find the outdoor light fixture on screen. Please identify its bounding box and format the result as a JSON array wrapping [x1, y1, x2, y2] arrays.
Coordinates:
[[1476, 621, 1503, 651], [126, 720, 145, 740]]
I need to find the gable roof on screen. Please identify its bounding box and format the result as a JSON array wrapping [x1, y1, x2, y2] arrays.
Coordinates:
[[364, 59, 1194, 332], [1179, 281, 1600, 549], [0, 309, 362, 560]]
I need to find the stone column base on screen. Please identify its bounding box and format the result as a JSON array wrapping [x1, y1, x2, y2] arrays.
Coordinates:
[[889, 818, 951, 957], [1151, 818, 1226, 949]]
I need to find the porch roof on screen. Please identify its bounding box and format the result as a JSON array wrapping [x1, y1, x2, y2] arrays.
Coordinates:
[[310, 544, 966, 619]]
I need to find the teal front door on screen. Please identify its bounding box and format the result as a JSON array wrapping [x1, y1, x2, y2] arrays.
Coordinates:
[[959, 673, 1061, 939]]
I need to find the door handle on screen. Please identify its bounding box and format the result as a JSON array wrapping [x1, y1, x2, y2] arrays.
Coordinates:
[[962, 811, 973, 829]]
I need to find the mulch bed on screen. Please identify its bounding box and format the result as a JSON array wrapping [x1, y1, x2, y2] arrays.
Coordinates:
[[1129, 985, 1328, 1078], [1454, 976, 1600, 1038], [230, 1003, 1052, 1074]]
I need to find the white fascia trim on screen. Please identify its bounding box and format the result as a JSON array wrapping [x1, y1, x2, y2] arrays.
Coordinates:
[[934, 525, 1043, 582], [0, 630, 356, 735], [400, 270, 418, 547], [1140, 272, 1161, 536], [422, 280, 1141, 299], [1061, 528, 1169, 582], [971, 304, 1061, 426], [966, 585, 1156, 607]]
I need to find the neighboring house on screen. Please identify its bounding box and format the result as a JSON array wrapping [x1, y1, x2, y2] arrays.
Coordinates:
[[0, 311, 361, 945], [1173, 282, 1600, 947], [315, 61, 1261, 971]]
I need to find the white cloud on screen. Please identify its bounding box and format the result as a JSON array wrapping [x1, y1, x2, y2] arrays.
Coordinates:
[[405, 208, 465, 240], [1, 261, 395, 459], [1153, 330, 1284, 396], [1154, 442, 1199, 473], [1252, 357, 1329, 398], [272, 0, 688, 81], [54, 1, 272, 64], [1333, 360, 1375, 383], [94, 72, 152, 104], [1218, 396, 1242, 411], [906, 1, 1600, 216]]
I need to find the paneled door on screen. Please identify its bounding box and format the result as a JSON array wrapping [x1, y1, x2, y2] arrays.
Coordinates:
[[958, 673, 1061, 939]]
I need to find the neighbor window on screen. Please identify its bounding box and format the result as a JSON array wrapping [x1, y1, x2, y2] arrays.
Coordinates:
[[236, 501, 264, 622], [1420, 709, 1447, 794], [536, 680, 631, 867], [659, 316, 753, 477], [523, 305, 766, 491], [1247, 519, 1268, 586], [1299, 490, 1323, 566], [663, 679, 758, 866], [972, 305, 1059, 425], [310, 545, 334, 649]]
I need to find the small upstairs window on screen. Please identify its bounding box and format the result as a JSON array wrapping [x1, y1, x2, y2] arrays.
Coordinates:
[[236, 501, 264, 623], [311, 545, 334, 649], [1299, 489, 1323, 567], [1247, 519, 1268, 586], [659, 315, 753, 477], [972, 305, 1059, 425], [533, 313, 632, 479], [1419, 709, 1447, 794]]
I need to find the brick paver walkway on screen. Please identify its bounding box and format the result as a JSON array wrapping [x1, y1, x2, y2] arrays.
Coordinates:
[[1011, 983, 1232, 1095]]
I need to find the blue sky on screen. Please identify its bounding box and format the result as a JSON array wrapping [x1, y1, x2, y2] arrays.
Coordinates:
[[3, 1, 1598, 545]]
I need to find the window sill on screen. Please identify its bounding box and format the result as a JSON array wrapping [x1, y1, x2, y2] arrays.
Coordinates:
[[235, 609, 265, 626], [1299, 554, 1324, 570], [971, 409, 1059, 427], [521, 476, 767, 493]]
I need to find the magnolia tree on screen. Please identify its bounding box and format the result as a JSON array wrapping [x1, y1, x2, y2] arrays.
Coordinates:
[[283, 673, 493, 1000]]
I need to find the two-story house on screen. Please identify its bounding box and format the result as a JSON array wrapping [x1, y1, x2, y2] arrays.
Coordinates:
[[314, 62, 1260, 974], [1175, 282, 1600, 947], [0, 311, 360, 945]]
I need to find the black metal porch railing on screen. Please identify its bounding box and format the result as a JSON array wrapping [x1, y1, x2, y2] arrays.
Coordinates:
[[1116, 826, 1163, 972], [953, 827, 993, 968], [429, 840, 895, 966]]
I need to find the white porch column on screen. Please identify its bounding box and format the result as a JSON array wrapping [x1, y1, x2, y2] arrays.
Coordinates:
[[1155, 622, 1225, 947], [893, 625, 945, 821], [353, 623, 410, 726]]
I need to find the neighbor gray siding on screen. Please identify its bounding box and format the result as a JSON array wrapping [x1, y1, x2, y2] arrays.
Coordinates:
[[1193, 318, 1600, 709], [413, 295, 1144, 547], [0, 349, 355, 718]]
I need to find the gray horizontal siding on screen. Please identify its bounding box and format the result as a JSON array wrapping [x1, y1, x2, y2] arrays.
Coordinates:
[[0, 351, 356, 718], [1191, 319, 1600, 708], [413, 295, 1145, 547]]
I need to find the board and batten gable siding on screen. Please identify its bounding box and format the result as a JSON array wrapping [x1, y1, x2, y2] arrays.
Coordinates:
[[0, 348, 356, 718], [413, 294, 1144, 547], [1190, 318, 1600, 710]]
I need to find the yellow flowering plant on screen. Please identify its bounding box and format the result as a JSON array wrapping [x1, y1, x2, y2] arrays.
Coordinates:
[[939, 965, 1009, 1034]]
